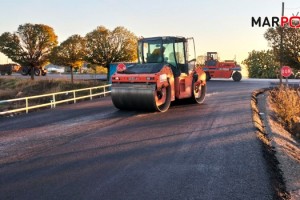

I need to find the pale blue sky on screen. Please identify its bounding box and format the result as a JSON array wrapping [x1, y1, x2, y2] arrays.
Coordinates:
[[0, 0, 300, 64]]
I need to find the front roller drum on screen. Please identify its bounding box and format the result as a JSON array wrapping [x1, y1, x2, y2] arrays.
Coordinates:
[[111, 83, 171, 112]]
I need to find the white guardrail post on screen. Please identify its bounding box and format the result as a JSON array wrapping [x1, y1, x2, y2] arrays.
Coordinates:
[[73, 91, 76, 103], [52, 94, 56, 108], [25, 98, 29, 114], [0, 84, 111, 116]]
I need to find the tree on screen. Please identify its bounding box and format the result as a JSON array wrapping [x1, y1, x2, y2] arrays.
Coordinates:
[[50, 35, 86, 83], [243, 50, 279, 78], [0, 23, 58, 80], [86, 63, 98, 75], [85, 26, 137, 80], [264, 26, 300, 70]]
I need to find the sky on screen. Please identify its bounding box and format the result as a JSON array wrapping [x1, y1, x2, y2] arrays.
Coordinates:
[[0, 0, 300, 64]]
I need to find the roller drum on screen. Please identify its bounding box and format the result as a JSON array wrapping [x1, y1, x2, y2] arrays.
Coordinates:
[[111, 84, 157, 111], [111, 83, 171, 112]]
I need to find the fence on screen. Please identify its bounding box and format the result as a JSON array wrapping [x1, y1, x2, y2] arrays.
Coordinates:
[[0, 84, 111, 116]]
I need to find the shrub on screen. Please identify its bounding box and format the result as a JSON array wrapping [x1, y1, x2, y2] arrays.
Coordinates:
[[243, 50, 279, 78]]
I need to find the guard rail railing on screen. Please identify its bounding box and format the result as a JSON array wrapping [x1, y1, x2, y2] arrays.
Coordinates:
[[0, 84, 111, 115]]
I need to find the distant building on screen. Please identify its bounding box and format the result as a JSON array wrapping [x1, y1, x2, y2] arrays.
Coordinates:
[[0, 52, 13, 64]]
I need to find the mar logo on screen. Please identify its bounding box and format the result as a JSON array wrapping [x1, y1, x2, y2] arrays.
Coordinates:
[[252, 12, 300, 28]]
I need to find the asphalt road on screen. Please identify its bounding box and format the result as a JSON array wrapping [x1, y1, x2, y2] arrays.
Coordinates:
[[0, 79, 285, 200]]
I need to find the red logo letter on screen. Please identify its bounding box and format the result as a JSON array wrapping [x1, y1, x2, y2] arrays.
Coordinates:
[[281, 16, 289, 27], [290, 16, 300, 28]]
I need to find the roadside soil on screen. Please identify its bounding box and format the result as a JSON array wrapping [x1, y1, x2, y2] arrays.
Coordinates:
[[257, 92, 300, 200]]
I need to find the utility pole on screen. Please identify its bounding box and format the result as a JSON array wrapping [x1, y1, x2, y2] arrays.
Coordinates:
[[279, 2, 284, 86]]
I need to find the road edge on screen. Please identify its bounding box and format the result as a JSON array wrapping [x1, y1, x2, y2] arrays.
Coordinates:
[[251, 89, 290, 200]]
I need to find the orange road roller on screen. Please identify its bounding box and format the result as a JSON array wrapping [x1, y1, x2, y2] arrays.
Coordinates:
[[111, 36, 207, 112]]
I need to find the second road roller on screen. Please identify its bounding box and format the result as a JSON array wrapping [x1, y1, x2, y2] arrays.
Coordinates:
[[111, 36, 207, 112]]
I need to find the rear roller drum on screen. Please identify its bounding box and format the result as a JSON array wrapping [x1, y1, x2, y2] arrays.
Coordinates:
[[154, 84, 171, 112], [191, 81, 206, 104], [205, 72, 211, 81], [232, 71, 242, 82]]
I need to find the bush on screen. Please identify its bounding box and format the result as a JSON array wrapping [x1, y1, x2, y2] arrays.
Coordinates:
[[270, 87, 300, 138], [243, 50, 279, 78]]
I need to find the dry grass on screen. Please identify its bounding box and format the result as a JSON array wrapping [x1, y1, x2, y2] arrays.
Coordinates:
[[270, 87, 300, 138], [0, 78, 104, 99]]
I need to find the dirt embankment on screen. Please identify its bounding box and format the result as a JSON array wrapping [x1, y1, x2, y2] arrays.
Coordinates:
[[252, 89, 300, 200]]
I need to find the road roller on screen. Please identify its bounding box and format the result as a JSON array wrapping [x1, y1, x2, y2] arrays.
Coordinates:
[[203, 52, 242, 81], [111, 36, 207, 112]]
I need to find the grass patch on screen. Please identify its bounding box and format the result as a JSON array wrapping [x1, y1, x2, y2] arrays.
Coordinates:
[[270, 86, 300, 138]]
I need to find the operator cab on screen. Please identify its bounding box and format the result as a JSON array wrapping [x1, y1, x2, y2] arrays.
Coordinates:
[[205, 52, 218, 66], [138, 36, 196, 77]]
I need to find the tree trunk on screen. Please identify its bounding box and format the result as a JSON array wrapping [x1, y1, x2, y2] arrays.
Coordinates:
[[30, 66, 35, 80], [94, 68, 97, 82], [106, 64, 110, 83], [70, 66, 74, 84]]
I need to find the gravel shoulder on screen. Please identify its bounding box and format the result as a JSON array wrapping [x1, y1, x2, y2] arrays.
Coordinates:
[[257, 91, 300, 200]]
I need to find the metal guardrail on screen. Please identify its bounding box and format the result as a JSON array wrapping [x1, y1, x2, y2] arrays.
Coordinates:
[[0, 84, 111, 115]]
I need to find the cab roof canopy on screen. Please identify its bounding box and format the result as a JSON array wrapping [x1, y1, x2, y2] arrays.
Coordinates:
[[138, 36, 187, 43]]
